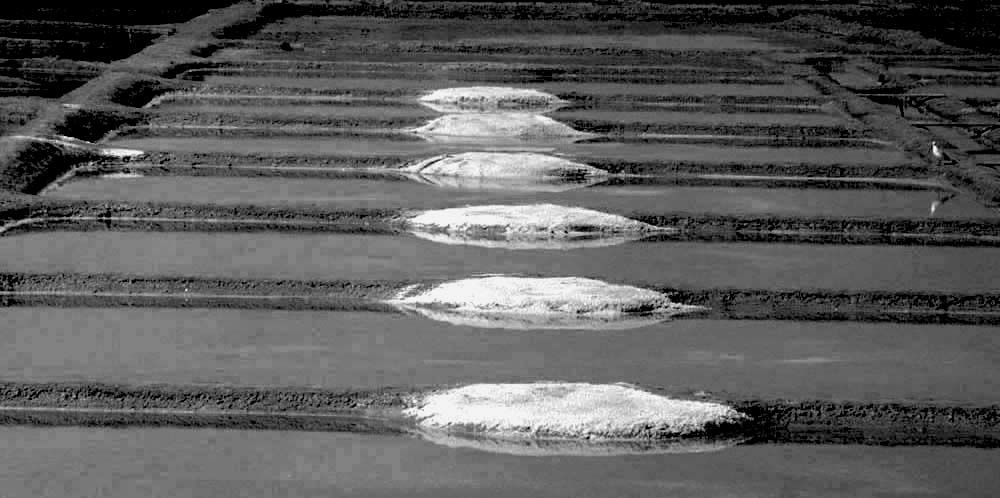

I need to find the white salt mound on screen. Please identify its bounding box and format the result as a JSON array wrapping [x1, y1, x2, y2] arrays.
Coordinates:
[[100, 172, 144, 179], [419, 86, 567, 113], [99, 147, 145, 159], [411, 113, 592, 141], [405, 382, 747, 440], [402, 152, 606, 179], [409, 231, 648, 251], [407, 174, 601, 193], [407, 204, 658, 238], [389, 276, 703, 323]]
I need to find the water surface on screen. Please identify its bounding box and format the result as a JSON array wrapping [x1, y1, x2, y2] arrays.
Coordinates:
[[4, 308, 998, 402], [0, 427, 996, 497], [46, 176, 995, 219]]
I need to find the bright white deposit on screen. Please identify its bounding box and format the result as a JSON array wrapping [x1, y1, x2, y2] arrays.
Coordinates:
[[388, 276, 704, 329], [419, 86, 568, 113], [407, 204, 659, 239], [404, 382, 747, 440], [406, 174, 602, 193], [408, 230, 650, 251], [98, 147, 145, 159], [403, 152, 606, 178], [10, 134, 144, 159], [410, 113, 593, 141], [100, 172, 144, 179]]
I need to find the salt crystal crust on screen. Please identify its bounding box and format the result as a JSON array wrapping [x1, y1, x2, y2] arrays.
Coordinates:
[[405, 382, 748, 440], [419, 86, 568, 113]]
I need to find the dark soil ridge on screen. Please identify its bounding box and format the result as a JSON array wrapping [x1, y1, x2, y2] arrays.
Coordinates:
[[187, 59, 781, 73], [162, 85, 829, 107], [140, 112, 865, 140], [177, 67, 789, 86], [112, 125, 883, 149], [804, 72, 1000, 208], [153, 96, 826, 115], [222, 39, 771, 67], [0, 3, 265, 196], [70, 163, 945, 191], [181, 59, 784, 76], [2, 272, 998, 325], [0, 20, 169, 42], [5, 200, 997, 246], [0, 381, 996, 447], [124, 151, 929, 178]]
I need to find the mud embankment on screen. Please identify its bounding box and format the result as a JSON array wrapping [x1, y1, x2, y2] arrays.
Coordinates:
[[177, 66, 788, 86], [0, 3, 264, 196], [0, 381, 996, 447], [151, 87, 830, 114], [2, 272, 997, 325], [72, 162, 943, 191], [807, 73, 1000, 208], [140, 110, 866, 140], [5, 199, 999, 245], [122, 151, 930, 179]]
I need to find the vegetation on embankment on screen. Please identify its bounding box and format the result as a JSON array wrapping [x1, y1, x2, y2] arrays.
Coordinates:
[[0, 381, 996, 447]]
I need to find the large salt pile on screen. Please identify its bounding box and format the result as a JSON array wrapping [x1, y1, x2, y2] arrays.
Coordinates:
[[388, 275, 704, 329], [405, 204, 664, 249], [411, 113, 591, 141], [403, 152, 605, 179], [418, 86, 568, 113], [402, 151, 607, 192], [406, 175, 602, 193], [404, 382, 748, 443], [412, 86, 592, 143]]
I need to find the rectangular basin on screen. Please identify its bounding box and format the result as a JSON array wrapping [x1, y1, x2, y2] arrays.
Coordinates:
[[4, 307, 998, 403]]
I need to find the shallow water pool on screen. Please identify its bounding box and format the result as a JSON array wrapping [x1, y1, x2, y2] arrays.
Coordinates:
[[3, 308, 997, 402], [0, 427, 996, 497], [1, 232, 996, 292], [46, 175, 995, 219]]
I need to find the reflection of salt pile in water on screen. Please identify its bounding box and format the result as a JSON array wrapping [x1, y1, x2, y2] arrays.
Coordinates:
[[388, 276, 704, 329], [418, 86, 569, 113], [412, 113, 592, 142], [402, 152, 607, 192], [406, 204, 665, 250], [404, 383, 748, 451], [406, 175, 600, 193], [415, 429, 744, 457], [404, 152, 605, 178], [412, 86, 593, 143]]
